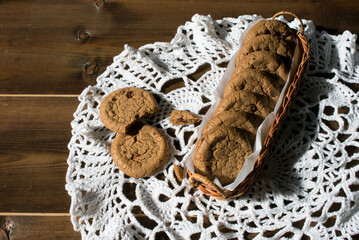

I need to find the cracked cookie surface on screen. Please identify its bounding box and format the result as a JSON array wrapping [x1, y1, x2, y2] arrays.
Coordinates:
[[215, 90, 275, 121], [202, 110, 259, 145], [111, 124, 170, 178], [237, 35, 293, 67], [237, 51, 289, 82], [244, 19, 297, 50], [193, 125, 252, 186], [100, 87, 159, 133]]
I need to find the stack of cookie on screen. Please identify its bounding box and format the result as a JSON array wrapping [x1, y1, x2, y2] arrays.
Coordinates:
[[193, 19, 296, 186], [100, 87, 170, 178]]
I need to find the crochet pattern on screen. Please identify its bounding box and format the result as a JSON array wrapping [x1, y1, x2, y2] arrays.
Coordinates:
[[66, 14, 359, 239]]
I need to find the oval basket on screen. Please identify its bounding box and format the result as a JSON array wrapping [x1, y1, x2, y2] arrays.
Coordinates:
[[176, 11, 310, 200]]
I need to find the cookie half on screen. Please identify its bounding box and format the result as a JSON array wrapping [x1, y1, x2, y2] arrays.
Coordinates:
[[100, 87, 159, 133], [169, 110, 201, 126], [193, 125, 252, 186], [111, 124, 170, 178]]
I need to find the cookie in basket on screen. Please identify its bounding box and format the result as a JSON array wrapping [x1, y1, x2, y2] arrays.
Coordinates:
[[100, 87, 159, 133], [223, 69, 284, 102], [201, 110, 259, 145], [237, 51, 289, 82], [244, 19, 297, 50], [237, 35, 294, 67], [214, 90, 275, 121], [193, 125, 252, 186], [111, 124, 170, 178]]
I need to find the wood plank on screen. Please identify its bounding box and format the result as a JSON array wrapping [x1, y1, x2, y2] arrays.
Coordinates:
[[0, 215, 358, 240], [0, 0, 358, 94], [0, 215, 173, 239], [0, 96, 78, 213], [0, 216, 80, 240]]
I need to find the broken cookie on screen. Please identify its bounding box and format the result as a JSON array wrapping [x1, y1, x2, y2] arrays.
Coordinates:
[[100, 87, 170, 178], [169, 110, 201, 126], [100, 87, 159, 133], [111, 124, 170, 178]]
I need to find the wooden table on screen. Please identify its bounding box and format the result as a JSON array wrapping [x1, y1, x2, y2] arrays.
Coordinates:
[[0, 1, 358, 239]]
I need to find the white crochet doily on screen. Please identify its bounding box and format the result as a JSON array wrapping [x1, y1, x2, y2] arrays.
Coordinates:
[[66, 14, 359, 239]]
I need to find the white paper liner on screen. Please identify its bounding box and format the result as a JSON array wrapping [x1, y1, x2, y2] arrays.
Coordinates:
[[183, 17, 302, 191]]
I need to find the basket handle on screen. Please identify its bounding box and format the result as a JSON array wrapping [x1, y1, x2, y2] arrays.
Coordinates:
[[272, 11, 304, 35], [189, 173, 229, 199]]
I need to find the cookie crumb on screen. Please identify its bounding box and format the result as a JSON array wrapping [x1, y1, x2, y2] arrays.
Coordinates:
[[169, 110, 201, 126], [173, 164, 184, 182]]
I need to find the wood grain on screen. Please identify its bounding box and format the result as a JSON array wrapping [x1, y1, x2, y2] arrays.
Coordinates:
[[0, 216, 80, 240], [0, 96, 78, 213], [0, 0, 358, 94]]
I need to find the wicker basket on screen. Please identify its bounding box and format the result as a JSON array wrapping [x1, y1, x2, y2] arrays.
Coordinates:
[[174, 11, 310, 200]]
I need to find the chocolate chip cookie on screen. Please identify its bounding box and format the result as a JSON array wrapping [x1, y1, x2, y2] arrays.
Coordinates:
[[100, 87, 159, 133], [111, 124, 170, 178], [193, 125, 252, 186]]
